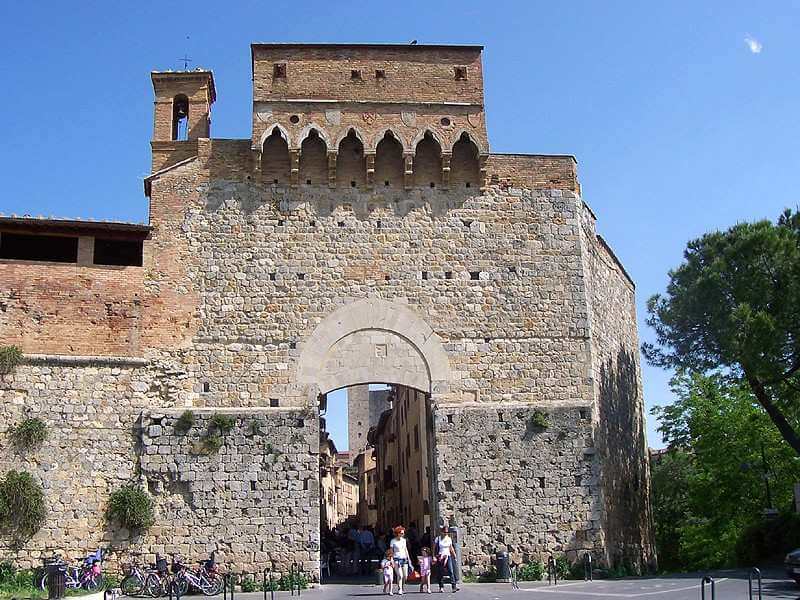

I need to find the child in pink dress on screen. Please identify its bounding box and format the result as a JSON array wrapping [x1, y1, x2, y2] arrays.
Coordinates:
[[418, 547, 433, 594]]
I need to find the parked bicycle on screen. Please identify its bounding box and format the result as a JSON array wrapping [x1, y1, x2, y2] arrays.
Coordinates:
[[121, 555, 168, 597], [171, 553, 224, 597], [37, 548, 105, 592]]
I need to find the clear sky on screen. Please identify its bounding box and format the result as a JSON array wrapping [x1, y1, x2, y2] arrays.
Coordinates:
[[2, 1, 797, 449]]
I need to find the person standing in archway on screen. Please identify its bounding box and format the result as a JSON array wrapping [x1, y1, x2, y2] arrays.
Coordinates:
[[390, 526, 410, 594]]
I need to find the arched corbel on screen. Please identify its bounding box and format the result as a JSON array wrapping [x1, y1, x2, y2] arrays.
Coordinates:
[[479, 153, 489, 191], [365, 152, 376, 188], [404, 153, 414, 190], [327, 150, 337, 188], [290, 149, 300, 186], [441, 152, 452, 189]]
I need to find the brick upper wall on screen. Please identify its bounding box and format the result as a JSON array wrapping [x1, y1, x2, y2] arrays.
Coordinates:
[[252, 44, 484, 105], [486, 153, 580, 194]]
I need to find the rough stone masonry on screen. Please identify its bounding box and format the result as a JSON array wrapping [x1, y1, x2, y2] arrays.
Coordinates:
[[0, 43, 655, 576]]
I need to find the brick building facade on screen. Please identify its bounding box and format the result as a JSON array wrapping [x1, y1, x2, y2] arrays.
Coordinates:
[[0, 43, 654, 576]]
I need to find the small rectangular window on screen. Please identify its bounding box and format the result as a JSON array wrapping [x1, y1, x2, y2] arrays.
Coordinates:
[[375, 69, 386, 79], [93, 238, 143, 266], [351, 69, 362, 80], [0, 232, 78, 263], [454, 66, 467, 81], [273, 63, 287, 79]]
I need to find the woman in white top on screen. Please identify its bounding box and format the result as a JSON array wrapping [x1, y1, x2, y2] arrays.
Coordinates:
[[389, 526, 410, 594], [434, 525, 458, 592]]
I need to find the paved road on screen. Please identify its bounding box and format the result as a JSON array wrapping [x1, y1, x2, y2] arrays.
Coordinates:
[[161, 569, 798, 600]]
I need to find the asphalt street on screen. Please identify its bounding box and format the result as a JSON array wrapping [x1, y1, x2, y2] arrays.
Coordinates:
[[149, 569, 799, 600]]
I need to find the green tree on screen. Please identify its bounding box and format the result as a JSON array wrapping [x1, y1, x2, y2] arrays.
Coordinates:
[[644, 209, 800, 455], [650, 373, 800, 569]]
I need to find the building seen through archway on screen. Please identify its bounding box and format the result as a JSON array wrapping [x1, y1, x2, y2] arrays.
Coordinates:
[[319, 383, 434, 577]]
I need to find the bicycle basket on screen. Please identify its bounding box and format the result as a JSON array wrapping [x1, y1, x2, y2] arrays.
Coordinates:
[[156, 558, 168, 574]]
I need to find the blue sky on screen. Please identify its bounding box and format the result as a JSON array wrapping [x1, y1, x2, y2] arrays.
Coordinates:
[[2, 0, 797, 449]]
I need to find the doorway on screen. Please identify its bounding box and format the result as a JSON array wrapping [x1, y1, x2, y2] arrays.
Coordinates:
[[318, 382, 436, 582]]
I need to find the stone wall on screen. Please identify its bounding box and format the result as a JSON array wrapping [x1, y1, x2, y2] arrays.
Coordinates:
[[0, 357, 181, 566], [579, 205, 656, 569], [433, 403, 601, 572], [139, 408, 319, 574]]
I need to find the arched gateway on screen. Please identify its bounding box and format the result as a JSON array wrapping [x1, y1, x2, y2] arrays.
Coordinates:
[[297, 298, 451, 395]]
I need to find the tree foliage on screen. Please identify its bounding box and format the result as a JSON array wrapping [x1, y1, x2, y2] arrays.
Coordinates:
[[650, 373, 800, 569], [644, 209, 800, 454], [0, 470, 46, 545]]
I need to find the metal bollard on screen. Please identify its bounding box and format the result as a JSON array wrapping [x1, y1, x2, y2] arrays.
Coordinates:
[[290, 564, 296, 597], [584, 553, 593, 582], [701, 576, 715, 600], [748, 568, 762, 600], [223, 573, 235, 600], [263, 568, 275, 600], [547, 555, 558, 586]]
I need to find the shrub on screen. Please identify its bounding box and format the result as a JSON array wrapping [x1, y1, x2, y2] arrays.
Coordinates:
[[530, 410, 549, 429], [555, 556, 570, 579], [0, 562, 41, 599], [477, 566, 497, 582], [277, 572, 308, 591], [735, 512, 800, 564], [201, 434, 223, 454], [517, 561, 545, 581], [0, 346, 23, 375], [174, 410, 195, 434], [0, 470, 46, 544], [240, 575, 257, 593], [209, 414, 235, 434], [10, 418, 48, 451], [106, 485, 154, 530]]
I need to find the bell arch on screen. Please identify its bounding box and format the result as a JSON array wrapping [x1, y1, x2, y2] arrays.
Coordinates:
[[297, 298, 451, 396], [299, 129, 328, 185]]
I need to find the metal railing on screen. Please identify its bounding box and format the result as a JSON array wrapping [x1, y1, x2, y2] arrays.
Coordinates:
[[547, 555, 558, 586], [748, 567, 762, 600], [700, 575, 715, 600], [263, 568, 276, 600]]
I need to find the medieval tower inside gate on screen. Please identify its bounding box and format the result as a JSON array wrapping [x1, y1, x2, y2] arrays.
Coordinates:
[[0, 43, 655, 574]]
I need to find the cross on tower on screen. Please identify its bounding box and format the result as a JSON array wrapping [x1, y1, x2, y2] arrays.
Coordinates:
[[179, 54, 192, 70]]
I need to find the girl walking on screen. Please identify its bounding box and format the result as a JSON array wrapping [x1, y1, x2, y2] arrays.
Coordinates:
[[418, 547, 433, 593], [381, 549, 395, 595]]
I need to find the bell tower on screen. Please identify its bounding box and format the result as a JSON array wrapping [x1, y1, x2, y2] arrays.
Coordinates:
[[150, 70, 216, 171]]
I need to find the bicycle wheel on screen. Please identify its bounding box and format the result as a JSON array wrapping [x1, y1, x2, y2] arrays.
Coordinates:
[[83, 574, 104, 592], [144, 574, 164, 598], [122, 574, 145, 596], [170, 575, 189, 597], [37, 572, 48, 592], [200, 573, 224, 596]]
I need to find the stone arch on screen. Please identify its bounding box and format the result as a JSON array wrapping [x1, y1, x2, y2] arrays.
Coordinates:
[[299, 129, 328, 185], [370, 128, 408, 153], [450, 131, 481, 189], [410, 127, 445, 151], [336, 129, 366, 188], [258, 123, 291, 149], [413, 131, 443, 188], [261, 126, 291, 184], [297, 298, 451, 396], [374, 131, 405, 188], [334, 126, 367, 151], [297, 123, 332, 149], [447, 129, 484, 155]]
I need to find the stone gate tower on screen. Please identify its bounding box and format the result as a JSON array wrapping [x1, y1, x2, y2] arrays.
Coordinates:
[[0, 43, 655, 576]]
